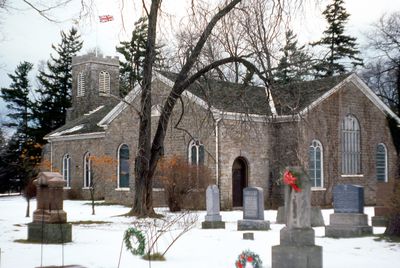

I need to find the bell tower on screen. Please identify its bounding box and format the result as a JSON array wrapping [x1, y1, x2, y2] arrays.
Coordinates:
[[67, 54, 119, 122]]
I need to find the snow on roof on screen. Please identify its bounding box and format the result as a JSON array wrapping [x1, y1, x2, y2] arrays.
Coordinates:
[[49, 124, 85, 137], [84, 105, 104, 116]]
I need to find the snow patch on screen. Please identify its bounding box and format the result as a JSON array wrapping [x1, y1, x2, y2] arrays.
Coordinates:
[[49, 124, 84, 137], [84, 105, 104, 116]]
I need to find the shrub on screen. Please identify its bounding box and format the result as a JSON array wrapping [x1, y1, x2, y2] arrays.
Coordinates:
[[156, 155, 211, 212]]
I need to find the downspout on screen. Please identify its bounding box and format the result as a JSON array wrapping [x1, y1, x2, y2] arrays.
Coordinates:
[[50, 140, 53, 172], [215, 118, 221, 188]]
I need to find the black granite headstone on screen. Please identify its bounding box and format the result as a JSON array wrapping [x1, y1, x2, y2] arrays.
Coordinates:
[[333, 184, 364, 213]]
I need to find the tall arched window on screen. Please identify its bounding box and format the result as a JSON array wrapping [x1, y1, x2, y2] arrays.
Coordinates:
[[77, 72, 85, 97], [99, 71, 110, 94], [341, 114, 361, 174], [188, 139, 204, 166], [118, 144, 130, 188], [62, 154, 71, 187], [376, 143, 388, 182], [308, 140, 323, 188], [84, 152, 92, 188]]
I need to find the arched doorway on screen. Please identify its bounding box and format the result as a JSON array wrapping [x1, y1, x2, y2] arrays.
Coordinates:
[[232, 157, 248, 207]]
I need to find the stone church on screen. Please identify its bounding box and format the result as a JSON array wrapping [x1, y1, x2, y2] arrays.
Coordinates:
[[43, 54, 400, 209]]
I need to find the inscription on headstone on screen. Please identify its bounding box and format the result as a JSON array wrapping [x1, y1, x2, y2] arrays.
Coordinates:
[[243, 187, 264, 220], [333, 184, 364, 214]]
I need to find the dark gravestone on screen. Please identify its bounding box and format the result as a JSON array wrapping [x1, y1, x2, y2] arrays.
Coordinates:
[[333, 184, 364, 214], [326, 184, 372, 237]]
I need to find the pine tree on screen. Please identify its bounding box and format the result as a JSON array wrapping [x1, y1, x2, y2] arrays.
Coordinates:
[[312, 0, 363, 77], [275, 30, 313, 84], [116, 17, 163, 97], [0, 61, 34, 138], [35, 27, 83, 140]]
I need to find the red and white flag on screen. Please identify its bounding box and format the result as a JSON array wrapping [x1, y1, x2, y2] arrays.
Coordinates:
[[99, 15, 114, 23]]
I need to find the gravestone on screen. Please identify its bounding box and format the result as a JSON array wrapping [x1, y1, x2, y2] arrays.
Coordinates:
[[237, 187, 270, 231], [202, 185, 225, 229], [27, 172, 72, 243], [276, 206, 325, 227], [333, 184, 364, 213], [325, 184, 372, 238], [272, 167, 322, 268]]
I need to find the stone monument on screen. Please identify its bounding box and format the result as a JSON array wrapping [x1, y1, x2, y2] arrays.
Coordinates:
[[202, 185, 225, 229], [372, 181, 394, 226], [28, 172, 72, 243], [325, 184, 372, 237], [272, 167, 322, 268], [237, 187, 270, 231], [276, 206, 325, 227]]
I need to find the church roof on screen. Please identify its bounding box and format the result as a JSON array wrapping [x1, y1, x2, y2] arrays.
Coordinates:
[[45, 70, 400, 141], [159, 71, 273, 115], [270, 74, 352, 115], [45, 104, 115, 139]]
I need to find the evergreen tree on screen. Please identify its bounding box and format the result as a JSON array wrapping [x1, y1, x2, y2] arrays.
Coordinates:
[[0, 61, 34, 139], [35, 27, 83, 141], [116, 17, 163, 97], [311, 0, 363, 77], [275, 30, 313, 84]]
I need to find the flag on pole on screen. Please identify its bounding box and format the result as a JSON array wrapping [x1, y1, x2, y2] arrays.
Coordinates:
[[99, 15, 114, 23]]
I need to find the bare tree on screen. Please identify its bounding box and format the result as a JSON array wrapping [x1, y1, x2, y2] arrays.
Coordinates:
[[363, 12, 400, 116], [129, 0, 313, 217]]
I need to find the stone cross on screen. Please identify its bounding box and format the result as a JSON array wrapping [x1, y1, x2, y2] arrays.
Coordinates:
[[205, 185, 222, 222]]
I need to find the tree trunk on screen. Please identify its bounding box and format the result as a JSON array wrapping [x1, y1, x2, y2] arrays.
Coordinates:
[[131, 0, 242, 217], [90, 188, 95, 215], [25, 198, 30, 217], [396, 65, 400, 116], [130, 0, 161, 217]]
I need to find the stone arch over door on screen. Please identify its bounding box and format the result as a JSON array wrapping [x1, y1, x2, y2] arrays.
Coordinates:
[[232, 157, 248, 207]]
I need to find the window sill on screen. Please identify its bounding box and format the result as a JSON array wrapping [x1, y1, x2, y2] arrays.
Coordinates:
[[341, 174, 364, 178], [311, 187, 326, 191], [63, 187, 71, 190], [82, 187, 93, 190], [153, 188, 165, 192], [116, 188, 130, 191]]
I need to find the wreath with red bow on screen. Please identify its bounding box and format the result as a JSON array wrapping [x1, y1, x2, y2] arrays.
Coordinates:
[[281, 167, 304, 192], [235, 250, 262, 268]]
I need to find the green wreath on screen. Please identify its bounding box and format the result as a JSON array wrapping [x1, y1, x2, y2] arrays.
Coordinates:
[[235, 250, 262, 268], [124, 227, 146, 256]]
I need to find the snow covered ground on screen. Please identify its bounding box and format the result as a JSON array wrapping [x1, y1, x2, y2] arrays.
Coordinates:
[[0, 195, 399, 268]]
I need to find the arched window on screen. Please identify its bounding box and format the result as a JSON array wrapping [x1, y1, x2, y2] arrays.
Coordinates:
[[308, 140, 323, 188], [376, 143, 388, 182], [118, 144, 130, 188], [84, 152, 92, 188], [77, 72, 85, 97], [62, 154, 71, 187], [99, 71, 110, 94], [188, 139, 204, 166], [341, 114, 361, 174]]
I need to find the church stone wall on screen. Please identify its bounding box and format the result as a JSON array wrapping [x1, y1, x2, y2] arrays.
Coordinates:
[[298, 81, 399, 206]]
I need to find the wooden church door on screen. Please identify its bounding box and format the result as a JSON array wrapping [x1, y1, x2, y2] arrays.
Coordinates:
[[232, 157, 247, 207]]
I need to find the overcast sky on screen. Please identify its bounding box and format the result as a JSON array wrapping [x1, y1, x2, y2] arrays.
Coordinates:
[[1, 0, 400, 122]]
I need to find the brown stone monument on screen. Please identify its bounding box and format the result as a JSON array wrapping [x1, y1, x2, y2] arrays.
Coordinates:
[[372, 181, 394, 227], [28, 172, 72, 243]]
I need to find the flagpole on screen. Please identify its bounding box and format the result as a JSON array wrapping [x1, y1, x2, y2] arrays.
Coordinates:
[[95, 15, 98, 57]]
